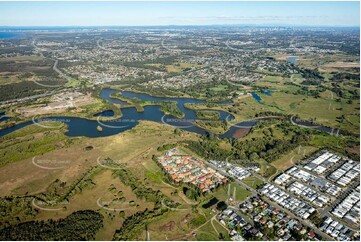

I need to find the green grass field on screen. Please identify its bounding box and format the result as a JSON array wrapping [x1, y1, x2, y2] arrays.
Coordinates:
[[242, 176, 264, 190], [260, 91, 359, 134], [271, 145, 318, 171], [210, 84, 228, 92], [212, 183, 251, 202]]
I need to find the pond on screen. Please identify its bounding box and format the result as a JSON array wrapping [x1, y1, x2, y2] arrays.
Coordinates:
[[287, 56, 297, 64], [251, 92, 262, 102]]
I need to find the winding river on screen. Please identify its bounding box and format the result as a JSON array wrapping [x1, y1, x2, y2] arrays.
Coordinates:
[[0, 89, 253, 139], [0, 89, 339, 139]]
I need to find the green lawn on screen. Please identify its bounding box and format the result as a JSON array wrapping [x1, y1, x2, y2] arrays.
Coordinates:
[[242, 176, 264, 190], [212, 183, 251, 202], [210, 84, 228, 92]]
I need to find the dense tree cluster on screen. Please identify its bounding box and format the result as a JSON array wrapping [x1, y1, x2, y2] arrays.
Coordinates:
[[113, 207, 168, 240], [160, 101, 183, 118], [0, 81, 55, 102], [0, 210, 104, 240], [328, 83, 359, 99], [157, 143, 177, 151], [195, 110, 220, 120], [330, 72, 360, 81], [298, 68, 324, 80], [0, 197, 38, 230]]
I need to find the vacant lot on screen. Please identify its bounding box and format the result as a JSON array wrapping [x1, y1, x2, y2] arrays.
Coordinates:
[[271, 146, 318, 171], [242, 176, 264, 190], [15, 91, 98, 117]]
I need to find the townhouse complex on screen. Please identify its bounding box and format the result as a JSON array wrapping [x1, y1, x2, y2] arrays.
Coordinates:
[[157, 149, 228, 193]]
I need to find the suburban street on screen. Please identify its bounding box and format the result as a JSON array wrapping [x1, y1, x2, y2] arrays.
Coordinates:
[[204, 161, 336, 241]]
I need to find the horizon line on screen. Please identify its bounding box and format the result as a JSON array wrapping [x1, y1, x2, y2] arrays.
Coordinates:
[[0, 24, 360, 28]]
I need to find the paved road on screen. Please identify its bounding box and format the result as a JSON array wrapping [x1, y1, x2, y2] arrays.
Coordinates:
[[263, 196, 335, 241], [52, 59, 74, 86], [0, 86, 77, 107], [228, 204, 254, 226], [319, 180, 360, 231], [0, 41, 76, 107], [204, 161, 257, 196], [0, 90, 57, 107], [205, 161, 335, 241]]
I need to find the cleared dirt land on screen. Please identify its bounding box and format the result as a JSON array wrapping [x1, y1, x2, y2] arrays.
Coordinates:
[[15, 91, 98, 117]]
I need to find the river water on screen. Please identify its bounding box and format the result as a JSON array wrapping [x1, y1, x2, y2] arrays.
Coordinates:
[[0, 89, 254, 138], [0, 89, 338, 139]]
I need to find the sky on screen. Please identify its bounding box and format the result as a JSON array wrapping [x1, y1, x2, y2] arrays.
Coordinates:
[[0, 1, 359, 27]]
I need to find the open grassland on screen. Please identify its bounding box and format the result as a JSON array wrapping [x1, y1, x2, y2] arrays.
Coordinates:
[[0, 72, 27, 85], [0, 56, 44, 63], [0, 120, 198, 197], [135, 207, 229, 241], [241, 122, 289, 141], [211, 218, 231, 240], [139, 159, 187, 205], [0, 121, 70, 167], [210, 84, 228, 92], [134, 210, 197, 241], [260, 91, 360, 134], [254, 79, 303, 93], [195, 220, 221, 241], [271, 145, 319, 171], [0, 120, 200, 240], [288, 54, 359, 70], [0, 55, 56, 86], [322, 61, 360, 68]]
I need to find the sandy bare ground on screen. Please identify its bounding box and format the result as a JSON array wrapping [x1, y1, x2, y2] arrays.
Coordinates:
[[323, 61, 360, 68], [16, 91, 97, 117], [232, 127, 251, 138]]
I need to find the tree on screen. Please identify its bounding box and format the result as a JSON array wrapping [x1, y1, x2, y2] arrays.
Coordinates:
[[174, 128, 181, 135]]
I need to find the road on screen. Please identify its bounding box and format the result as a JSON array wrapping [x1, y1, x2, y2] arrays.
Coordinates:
[[205, 161, 335, 241], [0, 40, 77, 107], [263, 196, 335, 241], [250, 170, 337, 240], [0, 90, 58, 107], [228, 204, 254, 226], [204, 161, 257, 196], [0, 86, 78, 107], [52, 59, 74, 86], [319, 180, 360, 231]]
